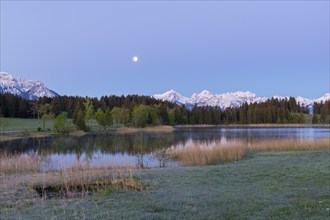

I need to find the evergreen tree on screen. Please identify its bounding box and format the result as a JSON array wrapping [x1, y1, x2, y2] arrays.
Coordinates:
[[288, 97, 298, 113], [75, 109, 88, 131], [18, 99, 29, 118], [168, 109, 176, 125], [104, 108, 113, 127], [320, 101, 330, 123], [158, 104, 169, 124], [239, 103, 248, 124], [312, 114, 318, 124]]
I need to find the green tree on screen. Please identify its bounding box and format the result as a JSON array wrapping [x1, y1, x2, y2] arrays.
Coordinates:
[[132, 104, 160, 127], [38, 104, 54, 130], [75, 109, 88, 131], [18, 99, 29, 118], [54, 113, 72, 134], [95, 108, 105, 129], [288, 97, 298, 113], [191, 105, 202, 124], [299, 113, 306, 124], [132, 105, 149, 127], [51, 97, 62, 116], [84, 98, 95, 129], [168, 109, 176, 125], [95, 108, 112, 130], [291, 113, 306, 124], [212, 106, 222, 125], [312, 114, 318, 124], [111, 107, 130, 127], [320, 101, 330, 123], [111, 107, 121, 127], [146, 105, 160, 126], [239, 103, 248, 124], [158, 104, 169, 124], [104, 108, 113, 127]]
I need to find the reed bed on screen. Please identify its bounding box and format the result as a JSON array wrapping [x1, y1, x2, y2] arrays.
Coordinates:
[[0, 152, 44, 175], [0, 153, 144, 204], [116, 125, 174, 133], [247, 138, 329, 152], [172, 144, 247, 166], [172, 138, 330, 166]]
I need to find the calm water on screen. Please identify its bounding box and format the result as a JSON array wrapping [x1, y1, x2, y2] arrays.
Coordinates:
[[1, 127, 329, 170]]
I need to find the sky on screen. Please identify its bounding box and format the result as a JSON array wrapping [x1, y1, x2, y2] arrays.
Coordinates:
[[0, 0, 329, 99]]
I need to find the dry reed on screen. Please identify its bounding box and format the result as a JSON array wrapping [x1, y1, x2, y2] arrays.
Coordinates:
[[247, 138, 329, 152], [0, 153, 144, 201], [172, 138, 329, 166], [116, 125, 174, 133], [0, 152, 44, 175]]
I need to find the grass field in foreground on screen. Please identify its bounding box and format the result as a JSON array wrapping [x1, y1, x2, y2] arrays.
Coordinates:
[[0, 150, 329, 219]]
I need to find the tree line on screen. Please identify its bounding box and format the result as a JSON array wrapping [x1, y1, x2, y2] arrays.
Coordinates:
[[0, 93, 329, 130], [312, 101, 330, 124]]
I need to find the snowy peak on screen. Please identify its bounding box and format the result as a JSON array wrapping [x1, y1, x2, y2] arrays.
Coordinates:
[[0, 72, 59, 99], [154, 90, 268, 109], [154, 89, 189, 104], [273, 93, 330, 105], [153, 89, 330, 109], [190, 90, 215, 105], [315, 93, 330, 103]]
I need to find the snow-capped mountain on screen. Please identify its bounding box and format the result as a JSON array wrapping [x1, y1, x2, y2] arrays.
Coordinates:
[[154, 89, 189, 105], [154, 90, 330, 110], [315, 93, 330, 103], [0, 72, 59, 99], [272, 94, 330, 113]]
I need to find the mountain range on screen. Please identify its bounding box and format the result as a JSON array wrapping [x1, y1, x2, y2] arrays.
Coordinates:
[[154, 90, 330, 111], [1, 72, 329, 110], [0, 72, 58, 99]]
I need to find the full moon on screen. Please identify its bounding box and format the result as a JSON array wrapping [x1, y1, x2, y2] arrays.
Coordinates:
[[133, 56, 138, 62]]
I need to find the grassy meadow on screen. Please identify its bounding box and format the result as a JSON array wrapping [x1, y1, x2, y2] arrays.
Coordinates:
[[0, 150, 329, 219], [0, 118, 54, 131]]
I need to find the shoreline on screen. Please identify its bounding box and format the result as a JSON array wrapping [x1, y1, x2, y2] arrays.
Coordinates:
[[0, 124, 329, 142], [174, 124, 330, 128], [1, 151, 329, 219]]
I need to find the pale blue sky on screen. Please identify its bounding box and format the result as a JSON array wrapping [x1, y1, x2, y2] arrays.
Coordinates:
[[1, 1, 329, 98]]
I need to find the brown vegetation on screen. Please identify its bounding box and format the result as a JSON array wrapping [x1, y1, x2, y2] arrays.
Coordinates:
[[0, 155, 144, 201], [0, 152, 44, 174], [172, 138, 330, 166], [116, 125, 175, 133]]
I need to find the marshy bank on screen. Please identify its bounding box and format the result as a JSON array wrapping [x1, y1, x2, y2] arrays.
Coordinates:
[[1, 127, 329, 219], [171, 138, 329, 166], [1, 163, 144, 203], [0, 150, 329, 219], [1, 127, 329, 170]]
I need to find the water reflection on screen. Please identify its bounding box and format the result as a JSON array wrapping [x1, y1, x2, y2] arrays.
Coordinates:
[[0, 127, 329, 170]]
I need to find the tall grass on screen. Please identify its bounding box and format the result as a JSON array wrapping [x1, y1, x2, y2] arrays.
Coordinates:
[[172, 138, 330, 166], [172, 143, 247, 166], [247, 138, 329, 152], [116, 125, 174, 133], [0, 152, 44, 174], [0, 153, 144, 202]]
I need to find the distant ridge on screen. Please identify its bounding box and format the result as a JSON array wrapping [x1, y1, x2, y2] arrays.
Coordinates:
[[0, 72, 59, 100], [154, 90, 330, 110]]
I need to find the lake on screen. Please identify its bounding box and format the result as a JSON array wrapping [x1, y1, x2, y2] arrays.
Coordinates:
[[0, 127, 329, 170]]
